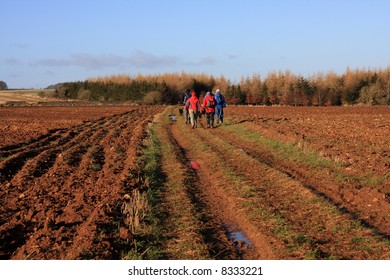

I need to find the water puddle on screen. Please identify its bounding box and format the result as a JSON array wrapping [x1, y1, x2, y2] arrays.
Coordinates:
[[225, 225, 252, 248]]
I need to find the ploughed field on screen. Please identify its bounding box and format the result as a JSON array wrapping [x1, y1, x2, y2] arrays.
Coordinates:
[[226, 106, 390, 235], [0, 105, 389, 259], [0, 106, 165, 259]]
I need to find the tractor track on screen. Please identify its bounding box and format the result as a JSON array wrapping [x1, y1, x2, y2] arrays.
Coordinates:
[[163, 119, 244, 259], [155, 107, 276, 259], [164, 106, 389, 259]]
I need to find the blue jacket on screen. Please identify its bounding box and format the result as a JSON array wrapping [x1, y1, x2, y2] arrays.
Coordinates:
[[214, 91, 226, 108]]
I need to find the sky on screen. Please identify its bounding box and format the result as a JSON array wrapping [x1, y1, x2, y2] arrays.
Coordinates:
[[1, 0, 390, 89]]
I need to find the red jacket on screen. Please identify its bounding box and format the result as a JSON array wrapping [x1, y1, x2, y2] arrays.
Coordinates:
[[185, 92, 200, 111], [202, 93, 216, 113]]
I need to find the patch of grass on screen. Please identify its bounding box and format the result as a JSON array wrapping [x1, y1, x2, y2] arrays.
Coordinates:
[[362, 174, 388, 187], [332, 225, 343, 234], [224, 124, 335, 170], [123, 126, 166, 260], [223, 169, 257, 198], [351, 236, 365, 244], [294, 233, 309, 245], [304, 250, 322, 260]]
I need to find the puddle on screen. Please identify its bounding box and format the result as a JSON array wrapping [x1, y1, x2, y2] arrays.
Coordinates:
[[225, 225, 252, 248], [169, 115, 177, 122]]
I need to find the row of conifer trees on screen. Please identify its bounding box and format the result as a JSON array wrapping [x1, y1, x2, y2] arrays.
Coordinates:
[[53, 67, 390, 105]]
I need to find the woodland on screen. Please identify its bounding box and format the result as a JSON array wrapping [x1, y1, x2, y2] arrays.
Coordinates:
[[51, 67, 390, 106]]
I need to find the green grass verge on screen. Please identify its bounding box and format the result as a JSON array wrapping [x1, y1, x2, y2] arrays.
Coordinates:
[[123, 126, 166, 260]]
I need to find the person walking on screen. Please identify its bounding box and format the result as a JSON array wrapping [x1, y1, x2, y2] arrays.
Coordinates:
[[202, 91, 216, 128], [185, 91, 200, 128], [182, 89, 191, 124], [214, 89, 226, 124]]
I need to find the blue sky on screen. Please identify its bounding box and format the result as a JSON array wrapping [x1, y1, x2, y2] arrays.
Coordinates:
[[1, 0, 390, 88]]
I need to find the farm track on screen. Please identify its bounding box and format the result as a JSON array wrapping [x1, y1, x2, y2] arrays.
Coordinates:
[[0, 106, 165, 259], [154, 109, 263, 259], [156, 106, 389, 259]]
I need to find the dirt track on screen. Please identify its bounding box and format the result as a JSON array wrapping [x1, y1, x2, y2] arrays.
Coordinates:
[[0, 105, 389, 259], [152, 106, 389, 259]]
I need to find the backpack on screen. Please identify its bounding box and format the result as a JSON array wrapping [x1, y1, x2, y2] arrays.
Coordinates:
[[183, 92, 191, 104], [206, 96, 215, 108]]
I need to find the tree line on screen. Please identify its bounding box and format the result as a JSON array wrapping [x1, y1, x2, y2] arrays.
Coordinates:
[[51, 67, 390, 105], [0, 80, 8, 90]]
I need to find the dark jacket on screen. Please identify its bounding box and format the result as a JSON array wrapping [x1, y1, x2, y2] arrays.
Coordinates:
[[185, 92, 200, 111]]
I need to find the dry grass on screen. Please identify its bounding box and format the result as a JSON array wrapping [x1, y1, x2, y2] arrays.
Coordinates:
[[0, 89, 57, 104], [122, 189, 151, 234]]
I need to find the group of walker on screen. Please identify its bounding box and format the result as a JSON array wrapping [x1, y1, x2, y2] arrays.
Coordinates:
[[182, 89, 226, 129]]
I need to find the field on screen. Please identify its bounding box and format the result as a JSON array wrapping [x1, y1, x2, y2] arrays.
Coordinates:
[[0, 89, 57, 105], [0, 105, 389, 260]]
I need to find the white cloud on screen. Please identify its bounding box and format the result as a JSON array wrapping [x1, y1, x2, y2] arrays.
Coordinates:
[[44, 70, 57, 76], [228, 54, 238, 60], [15, 43, 30, 49], [129, 50, 180, 68], [5, 58, 22, 65], [32, 51, 181, 70], [185, 56, 217, 67], [33, 58, 71, 67], [30, 50, 219, 71]]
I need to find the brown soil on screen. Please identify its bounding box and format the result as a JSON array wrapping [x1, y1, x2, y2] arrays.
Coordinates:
[[1, 105, 388, 260], [0, 106, 165, 259], [154, 106, 389, 259], [226, 106, 390, 235]]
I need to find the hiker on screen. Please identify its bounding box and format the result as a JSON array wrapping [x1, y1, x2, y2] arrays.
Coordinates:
[[202, 91, 216, 128], [214, 89, 226, 124], [185, 91, 200, 128], [182, 89, 191, 124]]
